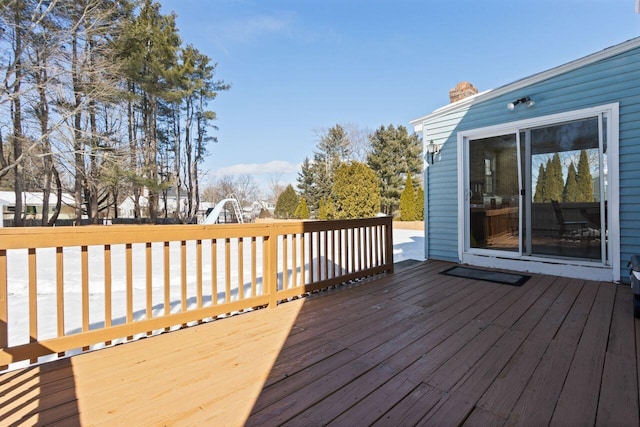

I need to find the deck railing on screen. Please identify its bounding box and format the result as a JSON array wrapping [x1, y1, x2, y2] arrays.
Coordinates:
[[0, 217, 393, 368]]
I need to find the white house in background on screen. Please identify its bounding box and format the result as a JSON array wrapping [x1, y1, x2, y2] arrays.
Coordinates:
[[0, 191, 76, 224], [118, 188, 192, 218], [0, 196, 10, 227], [158, 188, 189, 216], [118, 195, 148, 218]]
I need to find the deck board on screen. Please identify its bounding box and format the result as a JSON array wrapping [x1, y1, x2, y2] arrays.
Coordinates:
[[550, 282, 616, 426], [506, 277, 600, 426], [596, 286, 639, 427], [476, 277, 582, 419], [1, 260, 639, 426]]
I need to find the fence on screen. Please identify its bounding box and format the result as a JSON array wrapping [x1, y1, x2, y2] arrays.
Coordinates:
[[0, 217, 393, 368]]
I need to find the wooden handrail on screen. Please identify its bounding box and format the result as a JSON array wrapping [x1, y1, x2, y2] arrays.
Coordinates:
[[0, 217, 393, 368]]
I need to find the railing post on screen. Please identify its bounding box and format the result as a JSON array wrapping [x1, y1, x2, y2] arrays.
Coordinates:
[[0, 250, 7, 359], [385, 217, 394, 273], [267, 224, 279, 309]]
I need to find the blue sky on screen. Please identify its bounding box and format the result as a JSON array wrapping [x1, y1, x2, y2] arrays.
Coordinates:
[[158, 0, 639, 191]]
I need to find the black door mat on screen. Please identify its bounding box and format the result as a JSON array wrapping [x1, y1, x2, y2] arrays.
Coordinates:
[[440, 266, 530, 287]]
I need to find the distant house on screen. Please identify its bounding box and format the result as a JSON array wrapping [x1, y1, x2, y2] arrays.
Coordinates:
[[118, 188, 190, 218], [249, 200, 275, 218], [118, 195, 148, 218], [0, 191, 76, 224], [411, 37, 640, 283]]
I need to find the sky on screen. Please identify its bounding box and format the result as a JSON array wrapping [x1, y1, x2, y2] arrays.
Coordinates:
[[157, 0, 640, 193]]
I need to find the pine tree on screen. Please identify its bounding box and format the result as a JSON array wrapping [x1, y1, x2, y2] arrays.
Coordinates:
[[118, 0, 183, 221], [544, 154, 564, 202], [399, 172, 416, 221], [310, 125, 350, 212], [563, 162, 580, 202], [534, 163, 546, 203], [576, 149, 594, 202], [296, 157, 317, 214], [274, 184, 298, 219], [415, 186, 424, 221], [367, 124, 422, 216], [332, 162, 380, 219], [294, 198, 309, 219], [317, 198, 327, 220]]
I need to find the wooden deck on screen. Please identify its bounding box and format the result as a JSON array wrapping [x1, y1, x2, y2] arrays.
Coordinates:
[[1, 260, 639, 426]]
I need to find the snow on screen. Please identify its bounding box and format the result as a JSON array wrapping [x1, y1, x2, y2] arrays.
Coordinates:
[[3, 227, 424, 370]]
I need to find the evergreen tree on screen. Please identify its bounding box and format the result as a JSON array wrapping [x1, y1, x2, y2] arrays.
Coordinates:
[[576, 149, 594, 202], [316, 124, 350, 166], [274, 184, 298, 219], [533, 163, 546, 203], [399, 172, 416, 221], [317, 197, 336, 220], [415, 186, 424, 221], [294, 198, 309, 219], [367, 124, 422, 215], [332, 162, 380, 219], [118, 0, 182, 221], [317, 198, 327, 220], [544, 154, 564, 202], [312, 125, 350, 207], [325, 197, 336, 220], [296, 157, 317, 214], [171, 45, 229, 222], [563, 162, 580, 202]]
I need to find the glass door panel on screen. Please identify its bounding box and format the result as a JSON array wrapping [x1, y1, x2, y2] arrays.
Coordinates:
[[527, 117, 605, 261], [468, 134, 519, 252]]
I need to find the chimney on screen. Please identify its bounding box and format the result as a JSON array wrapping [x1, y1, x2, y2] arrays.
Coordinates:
[[449, 81, 478, 103]]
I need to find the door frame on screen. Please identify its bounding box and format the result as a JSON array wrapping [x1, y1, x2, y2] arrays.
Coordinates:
[[456, 103, 620, 282]]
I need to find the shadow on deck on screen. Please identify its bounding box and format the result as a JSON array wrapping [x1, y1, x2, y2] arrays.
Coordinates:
[[1, 260, 639, 426]]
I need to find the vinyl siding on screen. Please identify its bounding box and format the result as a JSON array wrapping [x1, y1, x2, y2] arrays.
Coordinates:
[[420, 44, 640, 280]]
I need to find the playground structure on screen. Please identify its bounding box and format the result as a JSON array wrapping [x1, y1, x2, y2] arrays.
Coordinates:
[[203, 195, 244, 224]]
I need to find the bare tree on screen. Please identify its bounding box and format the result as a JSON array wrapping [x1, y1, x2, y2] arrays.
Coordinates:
[[343, 123, 372, 163], [1, 0, 29, 225], [201, 184, 217, 203], [209, 174, 259, 208], [0, 0, 129, 225], [0, 1, 226, 226], [267, 172, 287, 203]]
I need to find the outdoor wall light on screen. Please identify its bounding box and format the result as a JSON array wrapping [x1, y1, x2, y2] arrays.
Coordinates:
[[507, 96, 535, 110], [426, 140, 442, 164]]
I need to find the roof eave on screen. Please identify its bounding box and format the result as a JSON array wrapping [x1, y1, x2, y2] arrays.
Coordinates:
[[411, 36, 640, 128]]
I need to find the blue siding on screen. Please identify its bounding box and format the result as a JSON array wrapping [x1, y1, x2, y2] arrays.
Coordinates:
[[421, 44, 640, 280]]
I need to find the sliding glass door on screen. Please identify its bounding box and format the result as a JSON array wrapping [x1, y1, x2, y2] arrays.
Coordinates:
[[525, 117, 606, 261], [467, 134, 520, 253], [465, 113, 609, 264]]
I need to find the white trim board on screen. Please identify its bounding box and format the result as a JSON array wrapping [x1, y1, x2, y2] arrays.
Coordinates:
[[461, 254, 615, 283]]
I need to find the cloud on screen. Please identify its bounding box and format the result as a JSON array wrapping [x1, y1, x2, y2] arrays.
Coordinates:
[[214, 160, 299, 176]]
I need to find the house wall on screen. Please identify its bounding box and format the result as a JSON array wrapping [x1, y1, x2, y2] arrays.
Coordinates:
[[419, 44, 640, 280]]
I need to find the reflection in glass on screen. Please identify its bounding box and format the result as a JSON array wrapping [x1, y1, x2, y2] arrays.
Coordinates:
[[468, 134, 519, 252], [527, 117, 605, 261]]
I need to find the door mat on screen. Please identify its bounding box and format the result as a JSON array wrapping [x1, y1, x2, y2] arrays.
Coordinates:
[[440, 266, 530, 287]]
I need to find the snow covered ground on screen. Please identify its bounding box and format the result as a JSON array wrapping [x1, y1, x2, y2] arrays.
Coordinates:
[[392, 227, 425, 263], [4, 227, 424, 370]]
